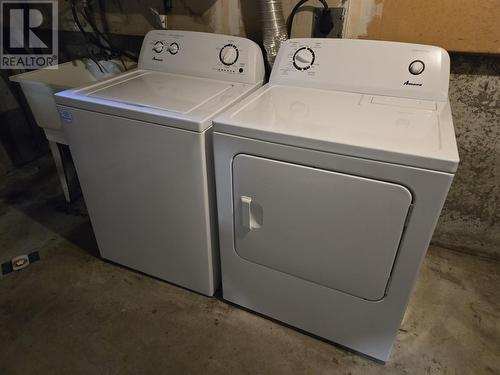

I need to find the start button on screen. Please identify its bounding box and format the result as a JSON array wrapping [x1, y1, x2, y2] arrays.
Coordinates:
[[409, 60, 425, 75]]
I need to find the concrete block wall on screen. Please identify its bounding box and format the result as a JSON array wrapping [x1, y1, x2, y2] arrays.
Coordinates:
[[433, 55, 500, 260]]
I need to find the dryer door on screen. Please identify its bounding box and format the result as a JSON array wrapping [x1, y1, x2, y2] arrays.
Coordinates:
[[232, 154, 412, 301]]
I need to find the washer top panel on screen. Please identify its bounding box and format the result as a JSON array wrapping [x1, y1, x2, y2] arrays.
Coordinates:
[[54, 30, 265, 132], [87, 71, 233, 114], [56, 70, 260, 132]]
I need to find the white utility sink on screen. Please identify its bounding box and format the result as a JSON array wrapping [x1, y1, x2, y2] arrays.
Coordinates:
[[10, 59, 135, 202]]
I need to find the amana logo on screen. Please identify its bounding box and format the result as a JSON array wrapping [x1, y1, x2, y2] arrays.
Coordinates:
[[403, 80, 423, 87]]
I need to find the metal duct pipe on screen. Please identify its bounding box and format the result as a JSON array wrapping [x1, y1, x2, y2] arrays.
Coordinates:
[[260, 0, 288, 68]]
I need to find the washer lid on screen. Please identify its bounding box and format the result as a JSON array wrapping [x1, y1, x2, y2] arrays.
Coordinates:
[[213, 84, 459, 172], [86, 71, 233, 114], [55, 70, 260, 132]]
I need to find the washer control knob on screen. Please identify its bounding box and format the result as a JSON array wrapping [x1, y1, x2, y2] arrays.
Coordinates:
[[409, 60, 425, 75], [168, 42, 179, 55], [152, 41, 164, 53], [293, 47, 315, 70], [220, 44, 239, 66]]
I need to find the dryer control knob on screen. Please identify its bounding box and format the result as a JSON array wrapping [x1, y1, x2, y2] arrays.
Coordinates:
[[220, 44, 239, 66], [293, 47, 315, 71], [409, 60, 425, 75]]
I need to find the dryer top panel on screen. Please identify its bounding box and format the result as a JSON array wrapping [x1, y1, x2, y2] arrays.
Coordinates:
[[270, 39, 450, 102], [213, 84, 459, 172]]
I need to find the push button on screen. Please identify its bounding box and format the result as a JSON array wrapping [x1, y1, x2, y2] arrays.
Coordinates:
[[409, 60, 425, 75]]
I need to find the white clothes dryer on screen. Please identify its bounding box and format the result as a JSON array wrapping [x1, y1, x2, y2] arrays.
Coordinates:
[[212, 38, 458, 360]]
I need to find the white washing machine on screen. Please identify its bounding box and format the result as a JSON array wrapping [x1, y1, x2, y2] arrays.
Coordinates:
[[212, 39, 459, 361], [54, 30, 264, 296]]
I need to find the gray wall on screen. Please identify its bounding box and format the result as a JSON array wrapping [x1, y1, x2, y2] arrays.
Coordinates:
[[433, 55, 500, 260]]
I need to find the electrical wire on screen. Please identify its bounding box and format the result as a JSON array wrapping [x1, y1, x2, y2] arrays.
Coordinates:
[[97, 0, 127, 71], [287, 0, 330, 37], [71, 3, 109, 55], [80, 4, 138, 61], [71, 3, 93, 45], [97, 0, 110, 35], [70, 2, 106, 71], [70, 0, 138, 62], [82, 5, 111, 46], [88, 56, 104, 73]]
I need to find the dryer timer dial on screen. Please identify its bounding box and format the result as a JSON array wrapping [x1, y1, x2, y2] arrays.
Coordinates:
[[293, 47, 315, 71]]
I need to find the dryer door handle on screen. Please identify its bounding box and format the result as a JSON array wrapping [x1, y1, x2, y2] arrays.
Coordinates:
[[240, 196, 261, 230]]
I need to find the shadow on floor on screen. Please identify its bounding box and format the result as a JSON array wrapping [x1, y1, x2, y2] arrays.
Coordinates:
[[0, 154, 99, 257]]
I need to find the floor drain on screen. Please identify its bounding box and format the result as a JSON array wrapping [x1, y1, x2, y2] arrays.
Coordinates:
[[1, 251, 40, 275]]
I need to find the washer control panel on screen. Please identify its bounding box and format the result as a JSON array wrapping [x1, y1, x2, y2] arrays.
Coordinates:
[[139, 30, 264, 84], [270, 39, 450, 101]]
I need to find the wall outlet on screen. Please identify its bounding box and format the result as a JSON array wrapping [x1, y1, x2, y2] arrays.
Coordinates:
[[312, 7, 344, 38]]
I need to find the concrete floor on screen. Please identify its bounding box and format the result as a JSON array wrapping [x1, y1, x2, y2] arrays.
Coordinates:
[[0, 155, 499, 375]]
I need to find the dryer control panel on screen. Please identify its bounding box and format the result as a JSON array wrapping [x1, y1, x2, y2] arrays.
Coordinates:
[[139, 30, 265, 85], [270, 39, 450, 101]]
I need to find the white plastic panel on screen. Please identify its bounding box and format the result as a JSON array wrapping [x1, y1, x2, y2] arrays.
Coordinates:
[[214, 132, 455, 361], [214, 85, 462, 172], [232, 154, 413, 301], [228, 86, 440, 149], [139, 30, 264, 85], [270, 39, 450, 101], [87, 71, 232, 114], [369, 96, 437, 111], [9, 59, 133, 131], [10, 60, 101, 89], [62, 106, 218, 295]]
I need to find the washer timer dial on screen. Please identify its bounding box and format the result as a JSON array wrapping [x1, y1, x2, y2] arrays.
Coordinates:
[[219, 44, 239, 66], [293, 47, 315, 71]]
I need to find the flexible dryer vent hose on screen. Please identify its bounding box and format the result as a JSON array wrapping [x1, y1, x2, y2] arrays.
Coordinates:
[[260, 0, 288, 68]]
